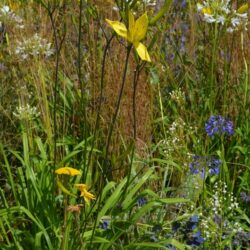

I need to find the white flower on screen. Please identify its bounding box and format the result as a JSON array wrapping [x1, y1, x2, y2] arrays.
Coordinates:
[[227, 27, 234, 33], [15, 47, 21, 54], [236, 13, 248, 19], [197, 3, 204, 11], [231, 17, 240, 27], [216, 15, 225, 24], [1, 5, 10, 14], [204, 14, 216, 23]]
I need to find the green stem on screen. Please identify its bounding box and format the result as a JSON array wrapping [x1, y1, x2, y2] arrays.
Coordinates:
[[157, 81, 167, 139], [149, 0, 173, 26]]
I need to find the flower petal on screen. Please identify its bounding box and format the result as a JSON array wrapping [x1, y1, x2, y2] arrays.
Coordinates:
[[133, 13, 148, 42], [106, 19, 128, 40], [237, 3, 248, 14], [202, 7, 212, 15], [134, 42, 151, 62], [55, 167, 81, 176], [74, 184, 88, 190], [74, 184, 95, 205]]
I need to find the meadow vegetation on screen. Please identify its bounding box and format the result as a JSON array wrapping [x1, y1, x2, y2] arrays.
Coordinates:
[[0, 0, 249, 249]]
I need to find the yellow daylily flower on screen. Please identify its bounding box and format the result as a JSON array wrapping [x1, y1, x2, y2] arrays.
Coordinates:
[[55, 167, 81, 176], [237, 3, 248, 14], [74, 184, 96, 205], [106, 11, 151, 62]]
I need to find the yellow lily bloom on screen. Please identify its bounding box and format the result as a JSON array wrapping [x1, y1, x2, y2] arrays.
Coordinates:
[[106, 11, 151, 62], [55, 167, 81, 176], [74, 184, 96, 205]]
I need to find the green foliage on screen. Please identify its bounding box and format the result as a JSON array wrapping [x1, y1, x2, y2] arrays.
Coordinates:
[[0, 0, 250, 249]]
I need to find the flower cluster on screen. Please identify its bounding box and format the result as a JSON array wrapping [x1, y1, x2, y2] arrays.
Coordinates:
[[13, 104, 40, 120], [0, 5, 24, 29], [189, 155, 221, 177], [229, 232, 250, 249], [197, 1, 249, 32], [205, 115, 234, 138], [200, 181, 243, 242], [169, 88, 185, 106], [171, 215, 205, 247], [14, 33, 54, 60]]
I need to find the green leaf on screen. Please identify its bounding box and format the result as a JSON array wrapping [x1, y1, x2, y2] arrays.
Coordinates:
[[131, 201, 161, 222], [124, 242, 167, 249], [96, 178, 127, 223], [123, 168, 154, 209], [159, 198, 190, 204]]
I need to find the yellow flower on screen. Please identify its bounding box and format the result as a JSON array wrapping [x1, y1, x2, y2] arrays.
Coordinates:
[[74, 184, 96, 205], [202, 7, 212, 15], [55, 167, 81, 176], [106, 11, 151, 62], [237, 3, 248, 14]]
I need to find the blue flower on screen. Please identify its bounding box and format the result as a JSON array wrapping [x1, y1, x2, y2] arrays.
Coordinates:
[[187, 231, 204, 247], [205, 115, 234, 138], [189, 156, 203, 177], [240, 192, 250, 202], [137, 196, 147, 207], [207, 158, 221, 175], [186, 215, 199, 231], [173, 0, 187, 8], [190, 156, 221, 176], [99, 220, 109, 230], [165, 244, 176, 250], [190, 215, 199, 223]]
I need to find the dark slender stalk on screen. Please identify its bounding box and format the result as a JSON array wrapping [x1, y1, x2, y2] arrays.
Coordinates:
[[88, 45, 132, 249], [122, 64, 140, 197], [122, 62, 146, 198], [79, 35, 114, 244], [47, 5, 66, 241], [47, 2, 66, 164], [85, 35, 114, 181], [48, 10, 60, 190], [104, 46, 132, 172], [77, 0, 88, 179]]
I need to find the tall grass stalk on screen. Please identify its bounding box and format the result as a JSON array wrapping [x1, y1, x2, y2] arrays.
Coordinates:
[[241, 32, 249, 111]]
